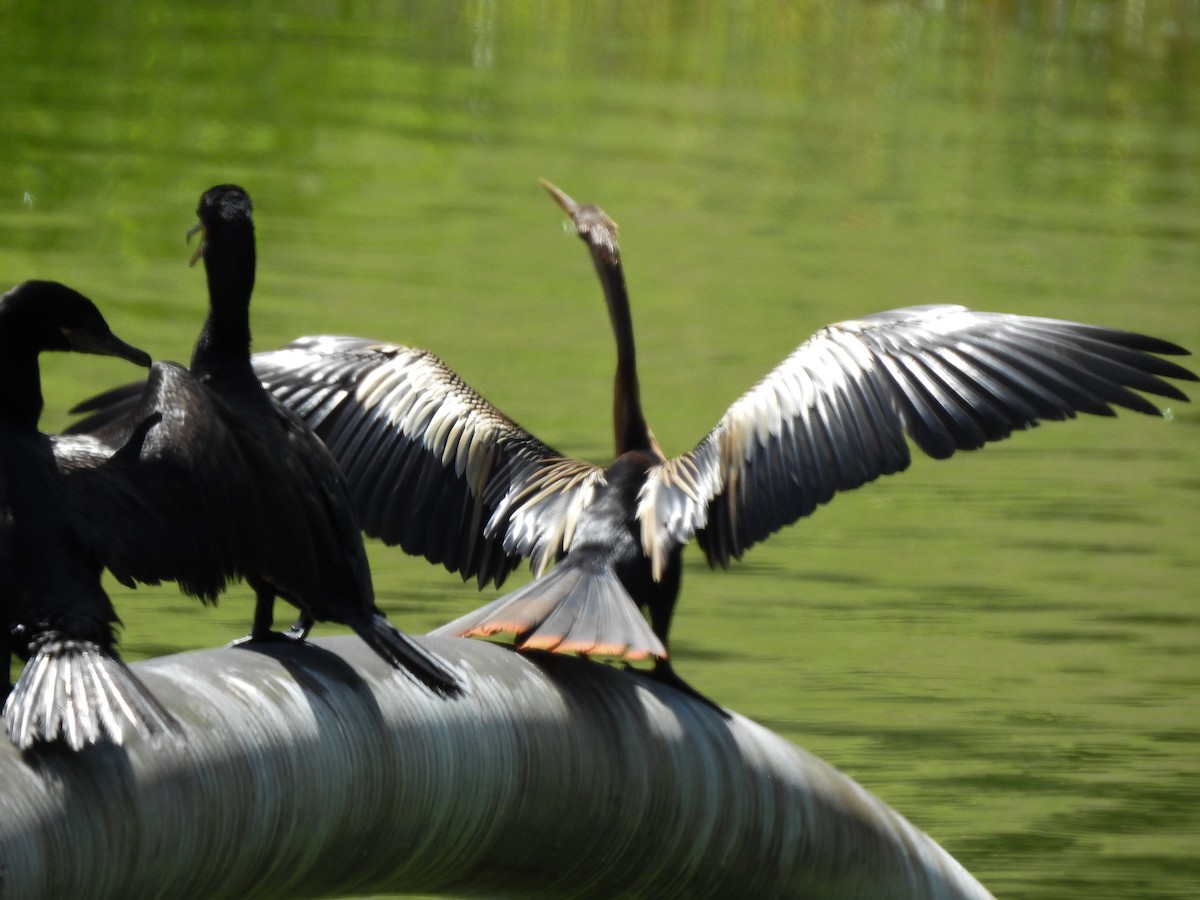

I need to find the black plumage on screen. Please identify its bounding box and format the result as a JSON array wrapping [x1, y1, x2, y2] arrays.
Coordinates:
[[69, 185, 461, 697], [0, 280, 179, 750]]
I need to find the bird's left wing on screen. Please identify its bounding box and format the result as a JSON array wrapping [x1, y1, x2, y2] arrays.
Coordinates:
[[638, 304, 1195, 577]]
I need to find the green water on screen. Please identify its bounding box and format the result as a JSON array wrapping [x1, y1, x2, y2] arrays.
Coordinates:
[[3, 2, 1199, 897]]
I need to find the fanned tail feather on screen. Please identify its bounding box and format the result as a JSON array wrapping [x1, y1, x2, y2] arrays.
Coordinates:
[[3, 640, 180, 751], [355, 614, 465, 698], [431, 559, 667, 661]]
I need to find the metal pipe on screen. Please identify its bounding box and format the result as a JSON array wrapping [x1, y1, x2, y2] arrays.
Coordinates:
[[0, 636, 993, 899]]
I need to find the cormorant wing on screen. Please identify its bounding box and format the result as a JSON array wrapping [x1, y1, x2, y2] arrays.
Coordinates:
[[637, 304, 1195, 576], [66, 380, 145, 432], [56, 361, 317, 602], [264, 395, 377, 613], [252, 336, 577, 588]]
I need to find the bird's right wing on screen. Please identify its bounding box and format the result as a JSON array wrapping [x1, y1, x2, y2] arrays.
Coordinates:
[[253, 336, 580, 588]]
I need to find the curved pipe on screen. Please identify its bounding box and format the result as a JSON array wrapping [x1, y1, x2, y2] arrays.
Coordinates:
[[0, 637, 993, 899]]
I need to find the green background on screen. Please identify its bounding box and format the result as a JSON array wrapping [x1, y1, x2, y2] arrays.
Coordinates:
[[3, 2, 1198, 897]]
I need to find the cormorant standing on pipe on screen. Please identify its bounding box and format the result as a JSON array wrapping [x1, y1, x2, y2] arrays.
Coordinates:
[[0, 280, 177, 749], [69, 186, 461, 698]]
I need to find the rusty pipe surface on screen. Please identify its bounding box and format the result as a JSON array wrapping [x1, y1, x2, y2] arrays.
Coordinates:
[[0, 636, 993, 899]]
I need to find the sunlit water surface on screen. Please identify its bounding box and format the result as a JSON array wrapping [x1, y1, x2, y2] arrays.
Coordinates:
[[3, 3, 1198, 898]]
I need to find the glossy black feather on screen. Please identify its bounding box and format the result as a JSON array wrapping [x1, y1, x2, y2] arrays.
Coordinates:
[[0, 280, 179, 750], [68, 187, 461, 697]]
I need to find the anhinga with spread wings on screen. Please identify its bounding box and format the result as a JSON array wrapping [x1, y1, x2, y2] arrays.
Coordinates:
[[0, 280, 180, 750], [68, 186, 461, 699], [250, 181, 1195, 705]]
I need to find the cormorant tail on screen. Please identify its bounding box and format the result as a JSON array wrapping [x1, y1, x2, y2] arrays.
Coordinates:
[[356, 615, 465, 698], [431, 557, 668, 661], [3, 640, 180, 751]]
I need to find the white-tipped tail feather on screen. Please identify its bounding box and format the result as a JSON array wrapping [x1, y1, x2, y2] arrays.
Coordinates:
[[431, 559, 666, 661], [3, 640, 180, 751]]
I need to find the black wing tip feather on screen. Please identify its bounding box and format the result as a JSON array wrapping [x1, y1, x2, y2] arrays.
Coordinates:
[[67, 380, 141, 415], [885, 318, 1195, 462], [3, 640, 182, 752], [1062, 323, 1196, 361]]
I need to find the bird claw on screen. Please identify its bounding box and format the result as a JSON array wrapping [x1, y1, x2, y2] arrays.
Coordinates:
[[227, 629, 308, 648]]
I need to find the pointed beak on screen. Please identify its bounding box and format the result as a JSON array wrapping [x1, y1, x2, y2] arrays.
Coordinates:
[[539, 179, 579, 217], [64, 327, 152, 367], [187, 221, 205, 267], [540, 179, 619, 261]]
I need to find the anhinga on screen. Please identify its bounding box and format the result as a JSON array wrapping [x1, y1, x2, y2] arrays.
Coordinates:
[[247, 181, 1196, 707], [68, 186, 461, 698], [0, 280, 178, 750]]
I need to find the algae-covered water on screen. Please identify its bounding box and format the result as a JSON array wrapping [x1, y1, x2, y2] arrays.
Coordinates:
[[3, 3, 1198, 896]]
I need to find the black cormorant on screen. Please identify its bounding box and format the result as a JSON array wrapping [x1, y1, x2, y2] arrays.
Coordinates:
[[70, 186, 462, 697], [0, 279, 178, 749]]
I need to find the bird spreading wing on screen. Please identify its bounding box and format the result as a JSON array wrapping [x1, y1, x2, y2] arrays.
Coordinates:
[[634, 304, 1195, 576], [252, 336, 604, 587]]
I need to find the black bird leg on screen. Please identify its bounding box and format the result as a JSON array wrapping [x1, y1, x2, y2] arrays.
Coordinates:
[[230, 580, 306, 645]]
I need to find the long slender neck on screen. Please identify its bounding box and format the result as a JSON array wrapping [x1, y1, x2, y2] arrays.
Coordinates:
[[591, 251, 654, 455], [0, 329, 44, 429], [190, 227, 256, 380]]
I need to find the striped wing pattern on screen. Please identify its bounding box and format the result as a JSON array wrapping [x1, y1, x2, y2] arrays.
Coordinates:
[[253, 336, 589, 587], [636, 304, 1194, 571], [484, 456, 607, 576]]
